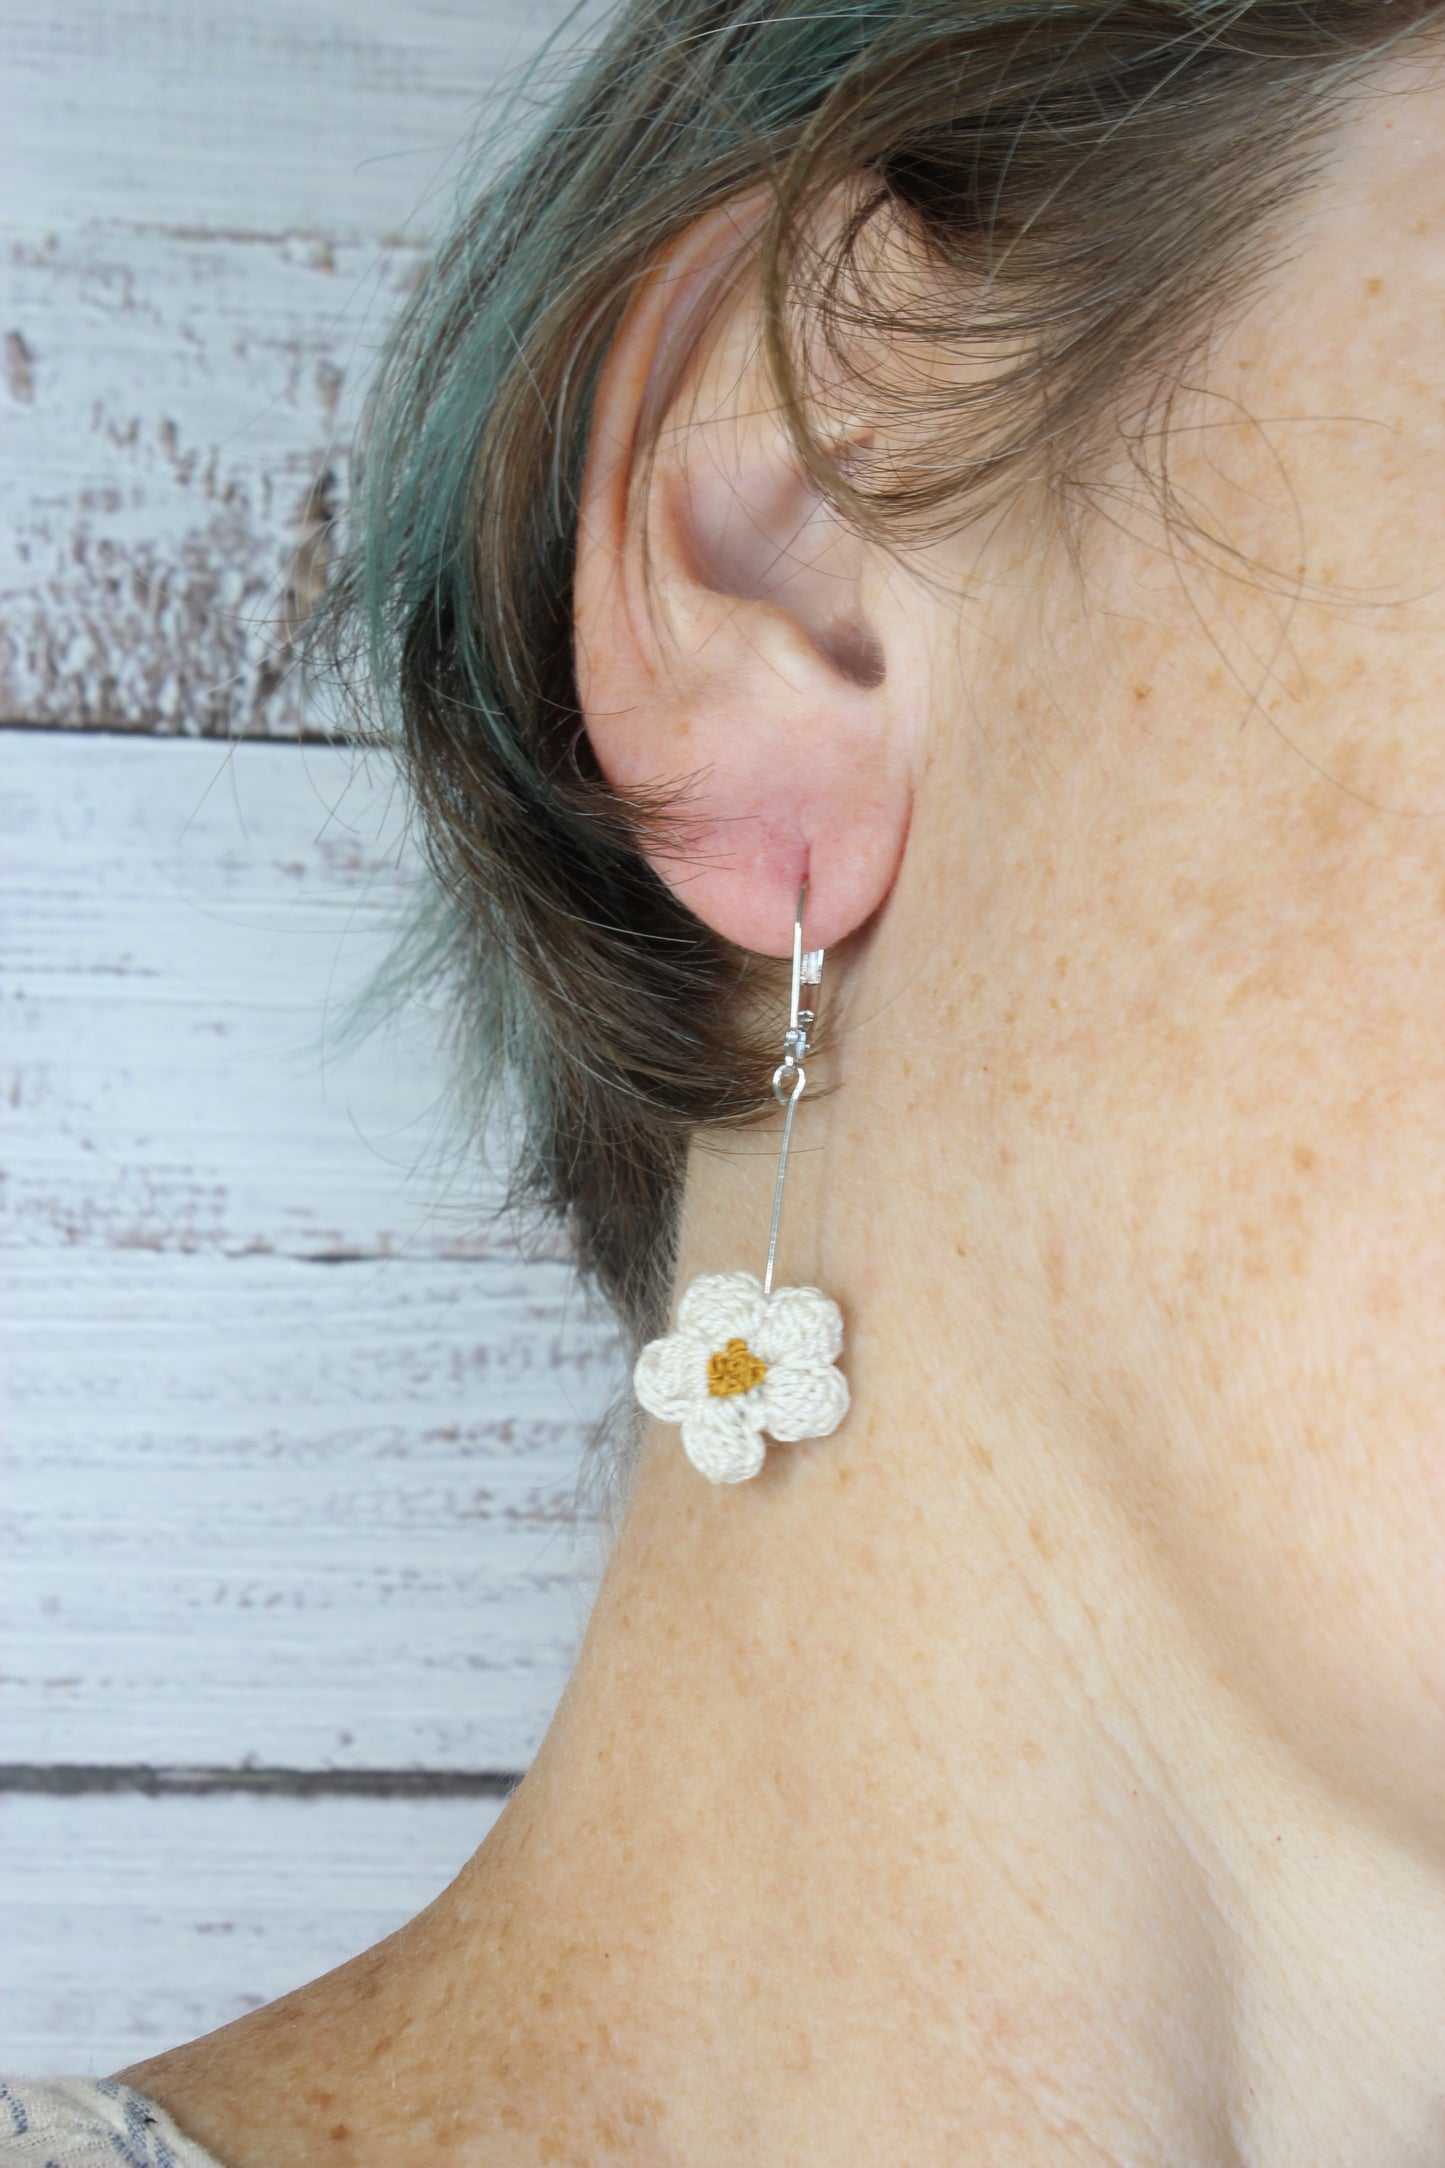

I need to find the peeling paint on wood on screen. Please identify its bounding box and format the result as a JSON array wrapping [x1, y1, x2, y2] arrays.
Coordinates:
[[2, 1, 624, 2072], [1, 0, 598, 734], [0, 1790, 503, 2071], [0, 730, 572, 1263], [0, 230, 417, 735], [5, 329, 36, 403], [2, 1245, 613, 1769], [0, 730, 622, 1774]]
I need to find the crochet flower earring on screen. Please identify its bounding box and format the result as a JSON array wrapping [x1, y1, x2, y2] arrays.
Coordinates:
[[633, 887, 849, 1483]]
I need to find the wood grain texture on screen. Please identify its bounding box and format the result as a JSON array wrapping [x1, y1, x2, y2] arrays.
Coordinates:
[[6, 729, 488, 1261], [4, 1244, 614, 1770], [0, 1790, 504, 2072], [1, 0, 590, 734], [1, 731, 621, 1773]]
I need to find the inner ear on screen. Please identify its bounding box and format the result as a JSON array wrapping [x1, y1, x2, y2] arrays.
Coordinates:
[[661, 418, 887, 691]]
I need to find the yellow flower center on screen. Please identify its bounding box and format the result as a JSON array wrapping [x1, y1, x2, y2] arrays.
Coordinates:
[[706, 1337, 767, 1398]]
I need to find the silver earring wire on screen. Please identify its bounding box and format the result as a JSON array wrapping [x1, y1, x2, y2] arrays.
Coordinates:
[[763, 883, 824, 1297]]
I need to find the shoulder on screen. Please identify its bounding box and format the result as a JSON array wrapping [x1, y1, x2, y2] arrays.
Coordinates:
[[0, 2078, 224, 2168]]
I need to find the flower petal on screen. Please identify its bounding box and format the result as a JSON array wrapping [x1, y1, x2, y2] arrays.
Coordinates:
[[634, 1330, 708, 1422], [754, 1284, 843, 1368], [677, 1270, 764, 1349], [758, 1357, 850, 1443], [681, 1394, 768, 1484]]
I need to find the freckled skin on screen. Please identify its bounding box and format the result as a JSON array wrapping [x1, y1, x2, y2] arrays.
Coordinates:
[[125, 61, 1445, 2168]]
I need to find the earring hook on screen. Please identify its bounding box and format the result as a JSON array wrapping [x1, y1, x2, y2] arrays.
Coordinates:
[[764, 883, 824, 1295]]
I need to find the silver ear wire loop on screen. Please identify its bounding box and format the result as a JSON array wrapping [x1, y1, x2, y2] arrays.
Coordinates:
[[763, 885, 824, 1297]]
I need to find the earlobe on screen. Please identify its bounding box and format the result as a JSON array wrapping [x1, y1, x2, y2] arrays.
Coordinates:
[[574, 207, 914, 958]]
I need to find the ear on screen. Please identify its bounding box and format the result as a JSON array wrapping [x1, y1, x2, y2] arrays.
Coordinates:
[[573, 204, 917, 958]]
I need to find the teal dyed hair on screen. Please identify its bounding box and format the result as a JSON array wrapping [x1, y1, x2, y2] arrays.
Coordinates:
[[317, 0, 1439, 1348]]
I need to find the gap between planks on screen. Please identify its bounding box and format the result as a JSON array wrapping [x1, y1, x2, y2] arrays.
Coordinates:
[[0, 718, 370, 745], [0, 1765, 522, 1798]]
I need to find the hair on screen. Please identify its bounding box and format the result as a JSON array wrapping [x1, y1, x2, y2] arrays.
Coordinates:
[[316, 0, 1439, 1352]]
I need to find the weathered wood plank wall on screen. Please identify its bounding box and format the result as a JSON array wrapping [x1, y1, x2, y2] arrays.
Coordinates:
[[3, 733, 620, 1775], [1, 1793, 506, 2074], [2, 0, 618, 2072], [3, 0, 586, 735]]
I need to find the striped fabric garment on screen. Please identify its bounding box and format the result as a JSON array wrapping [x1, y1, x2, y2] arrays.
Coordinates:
[[0, 2079, 223, 2167]]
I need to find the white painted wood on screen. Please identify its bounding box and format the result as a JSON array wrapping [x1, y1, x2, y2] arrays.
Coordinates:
[[0, 731, 622, 1771], [6, 3, 548, 237], [1, 224, 414, 733], [2, 0, 631, 2053], [1, 0, 593, 732], [1, 728, 573, 1264], [0, 1790, 504, 2073], [3, 1246, 616, 1769]]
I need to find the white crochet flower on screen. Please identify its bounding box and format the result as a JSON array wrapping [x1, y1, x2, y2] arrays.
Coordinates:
[[634, 1269, 849, 1484]]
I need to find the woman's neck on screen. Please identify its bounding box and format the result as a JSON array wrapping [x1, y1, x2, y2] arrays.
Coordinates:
[[125, 918, 1445, 2164], [429, 1043, 1442, 2167]]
